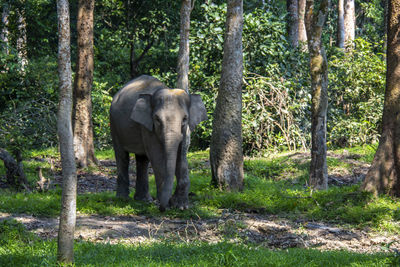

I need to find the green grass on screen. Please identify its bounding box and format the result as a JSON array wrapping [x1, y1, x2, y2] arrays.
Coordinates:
[[1, 146, 399, 232], [0, 219, 397, 267]]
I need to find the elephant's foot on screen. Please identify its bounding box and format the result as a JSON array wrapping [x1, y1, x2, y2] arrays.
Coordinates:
[[169, 194, 189, 210], [134, 193, 153, 202]]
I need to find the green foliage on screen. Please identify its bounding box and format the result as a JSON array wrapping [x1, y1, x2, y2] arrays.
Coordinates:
[[328, 39, 385, 147], [0, 219, 394, 266]]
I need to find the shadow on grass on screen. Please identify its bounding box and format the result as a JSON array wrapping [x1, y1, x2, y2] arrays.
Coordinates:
[[0, 218, 395, 266]]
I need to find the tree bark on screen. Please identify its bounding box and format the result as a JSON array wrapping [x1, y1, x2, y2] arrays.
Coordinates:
[[73, 0, 98, 168], [176, 0, 193, 92], [16, 4, 27, 72], [361, 0, 400, 197], [56, 0, 77, 264], [287, 0, 299, 47], [210, 0, 244, 191], [305, 0, 330, 190], [1, 2, 9, 55], [337, 0, 345, 48], [343, 0, 355, 50], [298, 0, 308, 47]]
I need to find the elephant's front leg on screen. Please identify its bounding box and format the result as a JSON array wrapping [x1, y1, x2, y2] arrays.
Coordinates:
[[134, 154, 153, 202], [170, 135, 190, 210]]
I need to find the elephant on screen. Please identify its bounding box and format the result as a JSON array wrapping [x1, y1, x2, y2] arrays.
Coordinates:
[[109, 75, 207, 211]]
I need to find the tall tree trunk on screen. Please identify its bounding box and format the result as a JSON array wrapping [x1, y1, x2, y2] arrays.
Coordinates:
[[56, 0, 77, 264], [73, 0, 97, 168], [287, 0, 299, 47], [210, 0, 244, 190], [305, 0, 330, 190], [343, 0, 355, 50], [337, 0, 345, 48], [298, 0, 307, 47], [1, 2, 9, 55], [16, 5, 27, 72], [177, 0, 193, 197], [361, 0, 400, 197], [176, 0, 193, 92]]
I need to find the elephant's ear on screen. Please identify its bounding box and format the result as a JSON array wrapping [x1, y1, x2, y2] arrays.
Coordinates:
[[189, 94, 207, 131], [131, 94, 153, 131]]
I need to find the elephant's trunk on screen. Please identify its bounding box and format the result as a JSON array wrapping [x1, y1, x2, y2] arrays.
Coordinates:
[[159, 133, 181, 211]]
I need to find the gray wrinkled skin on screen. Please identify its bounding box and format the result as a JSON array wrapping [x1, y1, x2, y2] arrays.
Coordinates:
[[110, 75, 207, 211]]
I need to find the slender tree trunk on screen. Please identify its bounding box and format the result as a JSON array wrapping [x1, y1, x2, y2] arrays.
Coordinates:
[[56, 0, 77, 264], [343, 0, 355, 50], [176, 0, 193, 92], [177, 0, 193, 194], [361, 0, 400, 197], [73, 0, 98, 168], [287, 0, 299, 47], [337, 0, 345, 48], [210, 0, 244, 190], [298, 0, 307, 47], [305, 0, 330, 190], [1, 2, 9, 55], [16, 5, 27, 72]]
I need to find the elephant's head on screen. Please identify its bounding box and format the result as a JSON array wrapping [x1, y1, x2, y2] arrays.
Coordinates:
[[130, 89, 207, 210]]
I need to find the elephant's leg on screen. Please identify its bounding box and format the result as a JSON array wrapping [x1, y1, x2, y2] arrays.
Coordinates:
[[115, 148, 130, 199], [170, 136, 190, 210], [134, 154, 153, 202]]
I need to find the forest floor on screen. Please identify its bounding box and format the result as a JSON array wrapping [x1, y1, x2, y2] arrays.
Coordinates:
[[1, 148, 399, 256]]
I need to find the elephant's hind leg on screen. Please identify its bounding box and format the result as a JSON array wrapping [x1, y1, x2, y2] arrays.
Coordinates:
[[115, 148, 130, 199], [134, 154, 153, 202]]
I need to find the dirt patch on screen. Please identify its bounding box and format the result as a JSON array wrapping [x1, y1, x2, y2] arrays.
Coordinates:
[[1, 212, 399, 253]]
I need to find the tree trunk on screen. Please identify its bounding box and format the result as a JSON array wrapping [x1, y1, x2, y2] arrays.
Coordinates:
[[287, 0, 299, 47], [337, 0, 345, 48], [305, 0, 330, 190], [16, 5, 27, 72], [210, 0, 244, 191], [1, 2, 9, 55], [383, 0, 388, 51], [343, 0, 355, 50], [298, 0, 307, 47], [56, 0, 77, 264], [361, 0, 400, 197], [177, 0, 193, 196], [176, 0, 192, 92], [73, 0, 97, 168]]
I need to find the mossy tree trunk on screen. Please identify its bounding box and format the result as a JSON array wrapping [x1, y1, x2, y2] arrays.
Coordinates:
[[177, 0, 193, 92], [210, 0, 244, 191], [305, 0, 330, 190], [73, 0, 98, 168], [56, 0, 77, 263], [361, 0, 400, 197]]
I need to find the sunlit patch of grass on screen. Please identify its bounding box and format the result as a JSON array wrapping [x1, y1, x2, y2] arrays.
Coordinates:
[[332, 144, 378, 163], [95, 149, 115, 160], [0, 219, 396, 267]]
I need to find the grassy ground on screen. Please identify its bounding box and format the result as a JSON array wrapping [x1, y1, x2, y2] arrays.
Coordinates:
[[0, 219, 397, 267], [0, 145, 400, 265]]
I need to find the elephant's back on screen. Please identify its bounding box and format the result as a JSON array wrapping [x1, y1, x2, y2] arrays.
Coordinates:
[[111, 75, 167, 109]]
